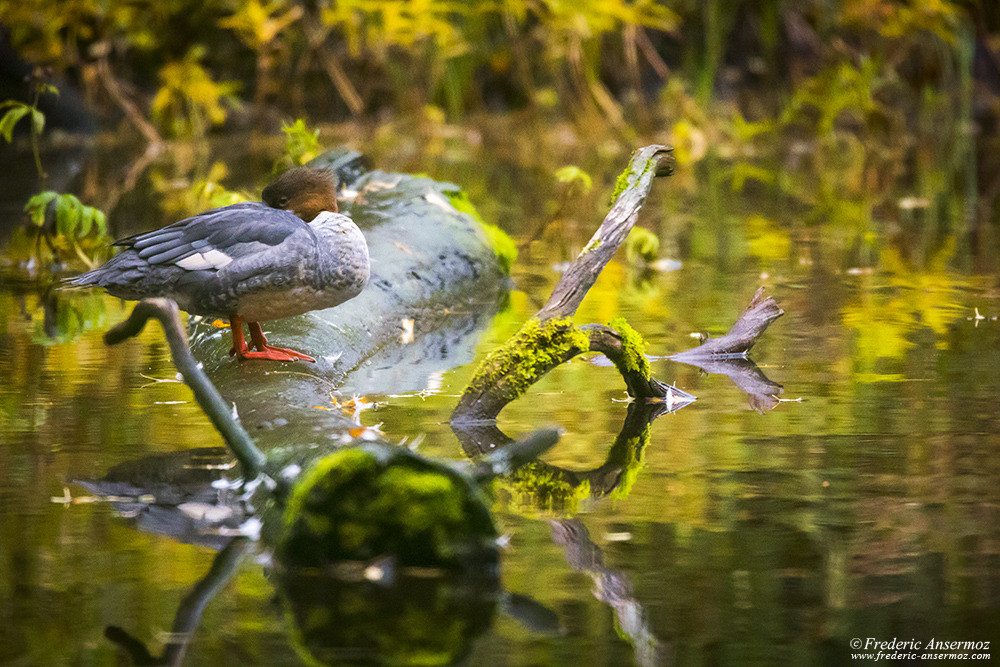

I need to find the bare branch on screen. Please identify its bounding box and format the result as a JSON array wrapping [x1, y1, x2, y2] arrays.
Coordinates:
[[537, 145, 674, 321], [670, 287, 784, 359]]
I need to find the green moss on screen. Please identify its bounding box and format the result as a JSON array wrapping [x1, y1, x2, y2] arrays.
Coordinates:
[[445, 190, 517, 275], [610, 167, 631, 204], [625, 227, 659, 264], [284, 449, 378, 530], [278, 446, 497, 570], [607, 317, 650, 378], [610, 153, 662, 205], [499, 462, 591, 513], [608, 433, 648, 500], [467, 317, 591, 404]]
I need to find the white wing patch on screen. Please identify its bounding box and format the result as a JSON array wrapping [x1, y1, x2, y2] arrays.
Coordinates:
[[176, 249, 233, 271]]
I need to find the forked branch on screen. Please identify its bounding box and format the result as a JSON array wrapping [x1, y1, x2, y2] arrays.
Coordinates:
[[452, 145, 679, 424]]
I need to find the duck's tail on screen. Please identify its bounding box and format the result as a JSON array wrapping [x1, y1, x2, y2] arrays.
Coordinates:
[[60, 268, 103, 289]]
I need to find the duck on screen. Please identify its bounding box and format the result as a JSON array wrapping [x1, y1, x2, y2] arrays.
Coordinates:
[[67, 166, 370, 362]]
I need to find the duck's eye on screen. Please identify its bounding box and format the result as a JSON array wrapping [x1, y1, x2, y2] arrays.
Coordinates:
[[278, 195, 289, 208]]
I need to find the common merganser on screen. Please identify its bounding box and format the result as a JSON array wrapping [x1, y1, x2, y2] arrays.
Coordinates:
[[68, 167, 370, 362]]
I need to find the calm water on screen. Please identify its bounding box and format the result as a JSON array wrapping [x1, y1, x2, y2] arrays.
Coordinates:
[[1, 127, 999, 665]]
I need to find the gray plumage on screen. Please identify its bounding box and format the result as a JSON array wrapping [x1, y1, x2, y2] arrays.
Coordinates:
[[68, 202, 370, 322]]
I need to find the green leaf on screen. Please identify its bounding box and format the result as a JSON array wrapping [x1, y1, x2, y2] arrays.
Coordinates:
[[24, 191, 58, 227], [30, 108, 45, 135], [0, 105, 30, 142], [56, 194, 81, 237], [92, 209, 108, 237], [78, 205, 94, 237]]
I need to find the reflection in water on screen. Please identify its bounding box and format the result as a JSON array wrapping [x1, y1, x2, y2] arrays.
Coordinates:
[[2, 128, 1000, 664], [670, 356, 782, 414], [106, 537, 254, 667], [668, 287, 784, 413], [73, 447, 244, 549], [463, 401, 685, 513], [75, 431, 564, 665], [278, 570, 498, 665], [551, 519, 668, 667]]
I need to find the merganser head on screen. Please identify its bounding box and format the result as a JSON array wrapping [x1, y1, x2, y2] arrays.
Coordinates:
[[262, 166, 339, 221]]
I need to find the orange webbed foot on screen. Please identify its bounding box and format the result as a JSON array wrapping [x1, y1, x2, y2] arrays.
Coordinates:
[[236, 346, 316, 363]]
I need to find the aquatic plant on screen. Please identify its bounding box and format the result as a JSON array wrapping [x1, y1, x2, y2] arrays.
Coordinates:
[[0, 75, 56, 179], [277, 118, 322, 170]]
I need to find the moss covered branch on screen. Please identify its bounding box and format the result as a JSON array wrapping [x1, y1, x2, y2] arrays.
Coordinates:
[[451, 317, 686, 423], [452, 145, 676, 424]]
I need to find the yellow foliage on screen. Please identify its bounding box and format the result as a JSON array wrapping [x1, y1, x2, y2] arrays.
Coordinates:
[[151, 47, 241, 138], [218, 0, 302, 49], [670, 120, 707, 166], [841, 241, 968, 379]]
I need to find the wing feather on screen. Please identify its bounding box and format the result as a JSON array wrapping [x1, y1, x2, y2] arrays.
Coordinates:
[[117, 202, 312, 272]]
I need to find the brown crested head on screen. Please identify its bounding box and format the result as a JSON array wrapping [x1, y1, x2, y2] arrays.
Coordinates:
[[262, 166, 339, 221]]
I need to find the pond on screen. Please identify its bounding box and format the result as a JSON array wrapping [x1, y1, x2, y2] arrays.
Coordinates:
[[1, 122, 999, 665]]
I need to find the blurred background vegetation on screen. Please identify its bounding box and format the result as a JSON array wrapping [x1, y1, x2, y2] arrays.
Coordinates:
[[1, 0, 998, 270]]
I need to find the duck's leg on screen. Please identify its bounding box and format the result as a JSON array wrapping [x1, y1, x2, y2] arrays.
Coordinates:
[[228, 315, 315, 362], [228, 315, 249, 357], [246, 320, 316, 362]]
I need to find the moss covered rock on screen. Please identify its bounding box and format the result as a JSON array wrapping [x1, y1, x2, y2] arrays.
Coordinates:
[[277, 444, 498, 571]]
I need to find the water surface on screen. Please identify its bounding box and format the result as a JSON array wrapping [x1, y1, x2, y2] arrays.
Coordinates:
[[1, 128, 998, 664]]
